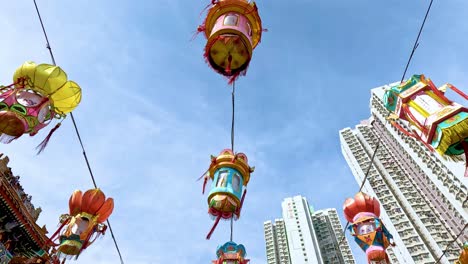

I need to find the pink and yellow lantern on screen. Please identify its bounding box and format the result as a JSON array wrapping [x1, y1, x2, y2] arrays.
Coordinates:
[[197, 0, 264, 83], [0, 62, 81, 150]]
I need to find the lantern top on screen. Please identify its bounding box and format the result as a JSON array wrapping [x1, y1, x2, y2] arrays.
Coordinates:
[[68, 188, 114, 223], [208, 149, 254, 185], [343, 192, 381, 223], [203, 0, 263, 48], [216, 241, 247, 258]]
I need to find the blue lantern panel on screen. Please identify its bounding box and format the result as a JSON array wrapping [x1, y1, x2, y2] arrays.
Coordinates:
[[209, 167, 244, 200]]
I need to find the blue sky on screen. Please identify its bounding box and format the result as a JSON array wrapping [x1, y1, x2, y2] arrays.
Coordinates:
[[1, 0, 468, 263]]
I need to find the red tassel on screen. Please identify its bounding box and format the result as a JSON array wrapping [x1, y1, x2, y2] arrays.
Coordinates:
[[190, 25, 206, 41], [202, 177, 208, 194], [206, 215, 222, 240], [447, 84, 468, 100], [236, 189, 247, 218], [462, 141, 468, 177], [36, 123, 61, 155], [44, 217, 69, 247], [225, 55, 232, 75]]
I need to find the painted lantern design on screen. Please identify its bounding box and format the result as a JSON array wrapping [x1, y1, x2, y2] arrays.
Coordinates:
[[197, 0, 264, 83], [49, 189, 114, 259], [343, 192, 395, 264], [456, 242, 468, 264], [202, 149, 254, 239], [383, 74, 468, 176], [0, 61, 81, 149], [212, 241, 249, 264]]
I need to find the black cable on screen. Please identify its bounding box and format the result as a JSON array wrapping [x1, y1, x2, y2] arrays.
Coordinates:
[[230, 80, 236, 241], [339, 0, 436, 247], [32, 1, 124, 263], [33, 0, 56, 66], [230, 217, 233, 242], [339, 137, 381, 245], [68, 114, 98, 188], [400, 0, 434, 83], [434, 196, 468, 264], [231, 81, 236, 152], [434, 221, 468, 263]]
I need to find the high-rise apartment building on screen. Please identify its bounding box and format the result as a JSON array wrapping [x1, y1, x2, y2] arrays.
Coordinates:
[[264, 219, 291, 264], [263, 195, 355, 264], [282, 196, 323, 263], [312, 208, 355, 264], [339, 83, 468, 263]]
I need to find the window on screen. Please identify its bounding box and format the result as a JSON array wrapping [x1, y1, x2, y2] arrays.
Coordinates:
[[223, 14, 239, 26], [216, 170, 229, 187], [16, 90, 43, 107], [38, 103, 52, 123], [232, 173, 241, 192], [246, 21, 252, 36]]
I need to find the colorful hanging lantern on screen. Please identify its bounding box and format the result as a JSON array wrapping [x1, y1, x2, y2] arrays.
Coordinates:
[[0, 61, 81, 150], [197, 0, 264, 83], [212, 241, 249, 264], [202, 149, 254, 239], [48, 189, 114, 259], [456, 242, 468, 264], [383, 74, 468, 176], [343, 192, 395, 264]]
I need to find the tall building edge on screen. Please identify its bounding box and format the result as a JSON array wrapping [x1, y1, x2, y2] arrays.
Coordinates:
[[339, 82, 468, 264]]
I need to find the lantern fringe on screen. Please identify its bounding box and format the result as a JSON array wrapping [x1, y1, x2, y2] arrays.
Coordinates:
[[462, 141, 468, 177], [206, 215, 222, 240], [0, 133, 18, 144], [439, 154, 465, 163], [36, 122, 61, 154], [435, 117, 468, 156]]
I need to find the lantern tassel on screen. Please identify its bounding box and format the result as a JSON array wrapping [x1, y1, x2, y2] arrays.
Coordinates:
[[236, 189, 247, 218], [447, 84, 468, 100], [44, 217, 69, 247], [462, 141, 468, 177], [36, 123, 61, 154], [206, 215, 222, 240], [225, 55, 232, 75], [202, 176, 208, 194]]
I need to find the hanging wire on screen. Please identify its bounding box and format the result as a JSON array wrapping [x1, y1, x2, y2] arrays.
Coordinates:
[[399, 0, 468, 261], [401, 0, 435, 83], [230, 80, 236, 241], [339, 0, 436, 246], [230, 217, 234, 242], [231, 80, 236, 152], [32, 1, 124, 263], [434, 198, 468, 263], [338, 137, 382, 245]]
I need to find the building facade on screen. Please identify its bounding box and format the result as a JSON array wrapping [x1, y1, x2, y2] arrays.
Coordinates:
[[312, 208, 355, 264], [264, 195, 355, 264], [264, 219, 291, 264], [339, 83, 468, 263], [281, 196, 323, 264]]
